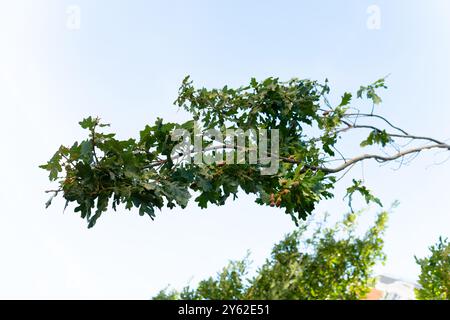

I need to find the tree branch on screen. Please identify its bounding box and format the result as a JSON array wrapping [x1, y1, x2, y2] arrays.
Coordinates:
[[345, 112, 409, 135], [304, 143, 450, 174]]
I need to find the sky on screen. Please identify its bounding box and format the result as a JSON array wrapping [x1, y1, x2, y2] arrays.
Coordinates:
[[0, 0, 449, 299]]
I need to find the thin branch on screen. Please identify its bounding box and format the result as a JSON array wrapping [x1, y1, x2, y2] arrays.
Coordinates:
[[335, 162, 357, 182], [337, 122, 446, 145], [345, 113, 409, 135], [45, 189, 62, 194], [304, 143, 450, 174]]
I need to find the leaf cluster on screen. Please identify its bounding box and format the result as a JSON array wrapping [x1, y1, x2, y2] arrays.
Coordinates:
[[41, 77, 388, 227]]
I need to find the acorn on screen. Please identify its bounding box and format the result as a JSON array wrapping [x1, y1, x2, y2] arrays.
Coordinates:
[[275, 197, 282, 207], [269, 193, 275, 207]]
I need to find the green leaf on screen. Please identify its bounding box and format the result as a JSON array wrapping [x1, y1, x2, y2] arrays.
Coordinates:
[[360, 129, 392, 147], [339, 92, 352, 107], [79, 116, 97, 130], [345, 179, 383, 211], [40, 150, 63, 181]]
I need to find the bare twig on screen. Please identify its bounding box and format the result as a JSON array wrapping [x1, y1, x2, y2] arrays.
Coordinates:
[[304, 143, 450, 174], [345, 113, 409, 135]]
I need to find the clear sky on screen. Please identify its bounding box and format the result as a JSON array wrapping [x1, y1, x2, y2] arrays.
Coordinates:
[[0, 0, 449, 299]]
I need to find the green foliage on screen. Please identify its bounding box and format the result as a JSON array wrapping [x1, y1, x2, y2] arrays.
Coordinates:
[[181, 257, 251, 300], [415, 237, 450, 300], [345, 179, 383, 212], [357, 78, 387, 106], [41, 76, 388, 227], [360, 129, 392, 147], [339, 92, 352, 107], [153, 209, 388, 300]]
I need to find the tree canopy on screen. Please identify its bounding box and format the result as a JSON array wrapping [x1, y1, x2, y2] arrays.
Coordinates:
[[153, 209, 388, 300], [40, 76, 449, 227], [415, 237, 450, 300]]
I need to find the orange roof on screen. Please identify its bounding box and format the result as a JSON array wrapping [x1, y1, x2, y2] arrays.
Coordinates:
[[363, 288, 384, 300]]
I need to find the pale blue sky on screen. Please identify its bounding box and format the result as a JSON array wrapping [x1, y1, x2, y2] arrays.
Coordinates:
[[0, 0, 449, 299]]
